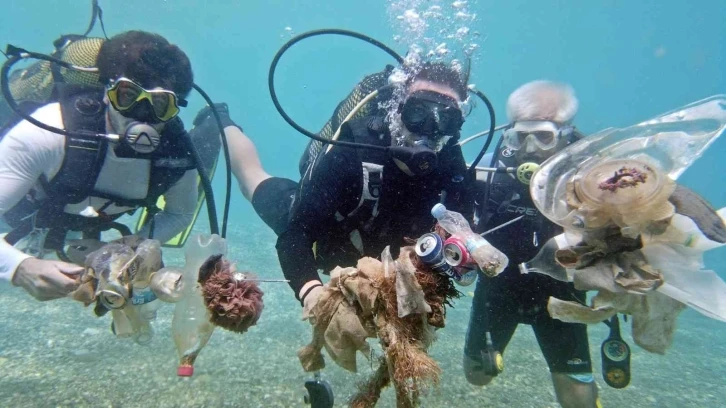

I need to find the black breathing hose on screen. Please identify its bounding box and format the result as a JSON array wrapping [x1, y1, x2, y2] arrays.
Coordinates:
[[267, 28, 497, 170], [182, 130, 219, 235], [268, 29, 402, 152], [1, 50, 105, 139], [467, 88, 496, 175], [191, 84, 231, 238]]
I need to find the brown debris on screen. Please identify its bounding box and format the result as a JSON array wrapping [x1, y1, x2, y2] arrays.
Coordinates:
[[301, 243, 460, 408], [198, 254, 264, 334]]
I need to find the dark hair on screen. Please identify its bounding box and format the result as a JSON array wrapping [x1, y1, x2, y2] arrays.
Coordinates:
[[405, 61, 469, 100], [96, 31, 193, 98]]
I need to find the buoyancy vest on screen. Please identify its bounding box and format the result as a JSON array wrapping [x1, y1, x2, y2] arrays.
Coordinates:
[[309, 113, 471, 272], [2, 84, 194, 250]]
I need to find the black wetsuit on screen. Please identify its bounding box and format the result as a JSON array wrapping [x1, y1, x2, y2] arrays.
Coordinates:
[[464, 145, 593, 374], [251, 114, 471, 300]]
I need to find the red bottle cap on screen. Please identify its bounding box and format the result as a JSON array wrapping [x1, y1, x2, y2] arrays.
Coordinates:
[[177, 365, 194, 377]]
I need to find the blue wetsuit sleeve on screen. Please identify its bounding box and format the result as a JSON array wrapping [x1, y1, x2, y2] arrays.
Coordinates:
[[276, 137, 360, 302]]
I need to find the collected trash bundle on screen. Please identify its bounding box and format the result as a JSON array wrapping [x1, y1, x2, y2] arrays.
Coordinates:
[[168, 234, 265, 376], [70, 237, 173, 345], [299, 206, 507, 408], [68, 234, 267, 376], [298, 246, 452, 408], [522, 95, 726, 355]]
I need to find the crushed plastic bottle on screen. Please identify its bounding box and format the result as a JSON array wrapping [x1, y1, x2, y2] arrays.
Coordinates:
[[431, 204, 509, 277], [519, 234, 573, 282], [172, 281, 215, 376], [171, 234, 227, 377]]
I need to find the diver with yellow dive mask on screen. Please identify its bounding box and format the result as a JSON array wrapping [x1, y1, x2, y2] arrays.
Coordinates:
[[0, 30, 226, 308]]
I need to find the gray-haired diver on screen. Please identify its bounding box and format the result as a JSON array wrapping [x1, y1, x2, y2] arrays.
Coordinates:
[[464, 80, 601, 408]]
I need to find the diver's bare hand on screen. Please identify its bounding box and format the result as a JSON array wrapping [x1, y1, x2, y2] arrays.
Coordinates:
[[12, 258, 83, 301]]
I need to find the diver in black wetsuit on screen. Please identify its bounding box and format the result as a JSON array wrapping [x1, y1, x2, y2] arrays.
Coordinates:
[[215, 62, 473, 313], [463, 81, 601, 408]]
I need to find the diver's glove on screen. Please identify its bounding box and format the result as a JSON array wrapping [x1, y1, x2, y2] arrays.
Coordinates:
[[192, 102, 240, 131]]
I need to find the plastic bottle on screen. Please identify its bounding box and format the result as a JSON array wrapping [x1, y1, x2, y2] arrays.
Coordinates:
[[170, 234, 227, 376], [124, 303, 155, 345], [431, 204, 509, 277], [641, 210, 726, 252], [171, 282, 215, 376], [518, 234, 573, 282]]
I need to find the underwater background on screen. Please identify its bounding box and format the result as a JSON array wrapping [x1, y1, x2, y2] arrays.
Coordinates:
[[1, 0, 725, 406]]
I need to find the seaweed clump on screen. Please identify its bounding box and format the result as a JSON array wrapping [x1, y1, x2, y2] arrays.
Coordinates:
[[198, 254, 264, 334]]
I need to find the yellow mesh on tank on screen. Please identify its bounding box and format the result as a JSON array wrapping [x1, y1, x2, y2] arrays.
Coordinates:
[[58, 37, 104, 86], [305, 70, 390, 165], [8, 61, 54, 104], [7, 37, 104, 106]]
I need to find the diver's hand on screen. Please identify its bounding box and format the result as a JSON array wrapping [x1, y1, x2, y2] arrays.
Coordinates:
[[12, 258, 83, 301], [301, 285, 324, 324], [192, 102, 239, 130]]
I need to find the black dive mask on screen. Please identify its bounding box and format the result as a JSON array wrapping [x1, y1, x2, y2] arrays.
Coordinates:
[[118, 98, 163, 125], [400, 90, 464, 138]]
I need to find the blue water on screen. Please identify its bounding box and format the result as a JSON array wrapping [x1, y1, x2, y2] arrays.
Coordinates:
[[1, 1, 725, 407]]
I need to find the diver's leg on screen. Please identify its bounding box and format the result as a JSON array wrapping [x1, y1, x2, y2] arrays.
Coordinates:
[[225, 126, 299, 235], [249, 175, 299, 236], [224, 126, 272, 201], [551, 372, 599, 408], [463, 277, 517, 385], [533, 315, 598, 408]]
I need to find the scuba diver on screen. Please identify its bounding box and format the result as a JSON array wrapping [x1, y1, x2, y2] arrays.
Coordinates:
[[215, 61, 472, 314], [0, 30, 212, 301], [463, 80, 600, 408]]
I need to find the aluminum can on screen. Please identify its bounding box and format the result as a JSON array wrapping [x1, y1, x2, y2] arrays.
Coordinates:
[[443, 236, 474, 267], [415, 233, 458, 280]]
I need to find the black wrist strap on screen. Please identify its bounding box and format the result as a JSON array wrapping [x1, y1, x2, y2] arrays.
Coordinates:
[[300, 283, 324, 305]]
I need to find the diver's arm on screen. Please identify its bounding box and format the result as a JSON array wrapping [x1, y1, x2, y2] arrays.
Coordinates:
[[136, 169, 197, 242], [0, 104, 66, 280], [225, 126, 272, 201], [190, 102, 272, 201], [276, 144, 360, 303]]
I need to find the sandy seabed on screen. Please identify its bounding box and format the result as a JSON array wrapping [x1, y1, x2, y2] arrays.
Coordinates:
[[1, 220, 724, 408]]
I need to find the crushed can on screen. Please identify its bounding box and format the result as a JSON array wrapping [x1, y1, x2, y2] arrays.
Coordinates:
[[415, 233, 458, 280], [443, 236, 475, 268]]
